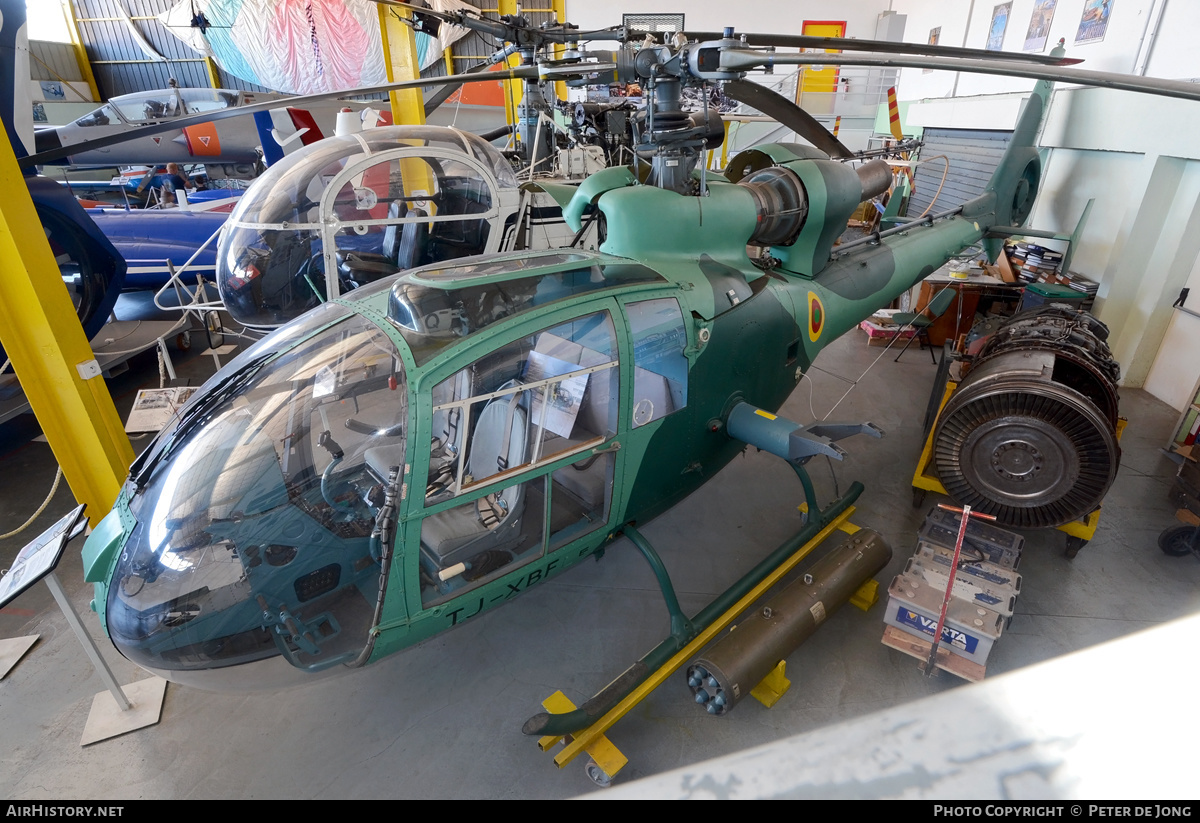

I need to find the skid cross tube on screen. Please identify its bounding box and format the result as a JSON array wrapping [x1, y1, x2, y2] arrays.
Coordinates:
[[522, 470, 863, 738], [622, 524, 694, 641]]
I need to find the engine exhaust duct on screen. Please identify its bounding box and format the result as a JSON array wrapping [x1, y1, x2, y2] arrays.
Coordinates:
[[739, 158, 892, 247]]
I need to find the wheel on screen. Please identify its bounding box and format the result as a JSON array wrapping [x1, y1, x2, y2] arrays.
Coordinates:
[[1064, 536, 1087, 558], [1158, 525, 1200, 557], [585, 759, 613, 788], [912, 487, 926, 508], [175, 331, 192, 352]]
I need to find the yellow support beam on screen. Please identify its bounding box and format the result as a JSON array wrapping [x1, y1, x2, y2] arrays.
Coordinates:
[[552, 0, 566, 102], [0, 147, 134, 527], [378, 5, 426, 125], [498, 0, 520, 132], [61, 0, 101, 103], [204, 57, 222, 91]]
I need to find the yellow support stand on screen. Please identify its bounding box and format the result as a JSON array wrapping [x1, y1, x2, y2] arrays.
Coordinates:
[[0, 144, 133, 527], [911, 379, 1127, 554], [849, 578, 880, 611], [537, 506, 859, 777], [537, 691, 628, 786], [749, 660, 791, 709]]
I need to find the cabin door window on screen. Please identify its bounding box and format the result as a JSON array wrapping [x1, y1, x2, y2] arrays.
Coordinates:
[[419, 310, 619, 605]]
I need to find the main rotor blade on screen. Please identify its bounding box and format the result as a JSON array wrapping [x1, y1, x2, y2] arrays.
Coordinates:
[[686, 31, 1083, 66], [720, 49, 1200, 104], [20, 67, 541, 167], [723, 78, 853, 159], [371, 0, 480, 23], [423, 45, 519, 117]]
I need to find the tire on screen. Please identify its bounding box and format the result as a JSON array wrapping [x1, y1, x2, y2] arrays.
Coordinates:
[[1158, 525, 1199, 557]]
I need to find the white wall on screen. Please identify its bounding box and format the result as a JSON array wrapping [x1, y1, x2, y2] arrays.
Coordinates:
[[882, 1, 1200, 402], [889, 0, 1176, 98], [564, 1, 891, 42]]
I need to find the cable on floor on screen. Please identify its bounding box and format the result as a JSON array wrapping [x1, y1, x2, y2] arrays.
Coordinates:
[[0, 466, 64, 541]]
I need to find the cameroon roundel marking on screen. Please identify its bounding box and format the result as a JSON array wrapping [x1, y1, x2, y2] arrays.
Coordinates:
[[807, 291, 825, 342]]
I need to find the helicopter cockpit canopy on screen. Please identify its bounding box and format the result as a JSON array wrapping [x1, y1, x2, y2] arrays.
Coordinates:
[[73, 88, 241, 127], [217, 126, 519, 330], [107, 302, 409, 688]]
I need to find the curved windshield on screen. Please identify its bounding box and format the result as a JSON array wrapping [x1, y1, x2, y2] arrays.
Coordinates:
[[108, 313, 408, 681], [217, 125, 516, 329]]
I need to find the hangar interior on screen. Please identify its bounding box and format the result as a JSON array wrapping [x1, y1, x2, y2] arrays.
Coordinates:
[[0, 0, 1198, 799]]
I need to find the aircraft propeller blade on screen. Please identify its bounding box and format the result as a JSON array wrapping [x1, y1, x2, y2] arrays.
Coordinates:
[[684, 31, 1084, 66], [723, 78, 854, 160], [20, 66, 541, 168]]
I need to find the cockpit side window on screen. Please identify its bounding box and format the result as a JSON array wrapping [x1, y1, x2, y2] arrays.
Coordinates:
[[626, 298, 689, 427], [425, 310, 617, 504], [418, 310, 619, 606]]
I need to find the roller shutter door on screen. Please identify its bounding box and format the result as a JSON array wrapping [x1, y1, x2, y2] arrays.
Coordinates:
[[908, 128, 1013, 217]]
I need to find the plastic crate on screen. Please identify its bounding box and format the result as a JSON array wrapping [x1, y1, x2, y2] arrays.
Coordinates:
[[1018, 282, 1090, 312]]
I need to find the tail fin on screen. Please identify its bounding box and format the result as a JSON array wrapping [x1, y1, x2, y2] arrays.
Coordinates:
[[967, 41, 1064, 258], [254, 107, 326, 167], [0, 0, 32, 160]]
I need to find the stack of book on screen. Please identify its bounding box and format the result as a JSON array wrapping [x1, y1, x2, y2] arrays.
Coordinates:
[[1004, 241, 1065, 282], [1063, 271, 1099, 295]]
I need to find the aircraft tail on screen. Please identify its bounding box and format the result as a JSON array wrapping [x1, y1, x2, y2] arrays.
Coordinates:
[[254, 108, 327, 167], [0, 0, 32, 160], [967, 40, 1063, 246]]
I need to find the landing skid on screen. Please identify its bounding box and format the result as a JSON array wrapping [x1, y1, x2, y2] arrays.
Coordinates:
[[528, 461, 865, 784]]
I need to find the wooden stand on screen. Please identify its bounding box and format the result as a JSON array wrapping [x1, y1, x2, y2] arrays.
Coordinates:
[[881, 625, 986, 682]]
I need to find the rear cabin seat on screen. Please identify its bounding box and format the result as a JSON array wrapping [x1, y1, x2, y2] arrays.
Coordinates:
[[532, 333, 617, 512]]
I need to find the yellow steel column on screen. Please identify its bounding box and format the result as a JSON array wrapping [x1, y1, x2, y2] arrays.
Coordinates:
[[204, 57, 222, 90], [552, 0, 566, 102], [498, 0, 520, 130], [61, 0, 101, 102], [378, 5, 426, 125], [0, 148, 133, 527]]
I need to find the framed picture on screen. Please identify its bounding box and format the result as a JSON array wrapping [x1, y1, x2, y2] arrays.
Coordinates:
[[1076, 0, 1114, 45], [987, 3, 1013, 51], [1024, 0, 1058, 52]]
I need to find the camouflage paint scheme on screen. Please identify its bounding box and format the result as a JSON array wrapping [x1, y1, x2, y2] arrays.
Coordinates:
[[79, 65, 1052, 686]]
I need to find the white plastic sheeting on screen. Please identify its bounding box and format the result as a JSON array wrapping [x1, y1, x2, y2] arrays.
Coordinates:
[[158, 0, 473, 94]]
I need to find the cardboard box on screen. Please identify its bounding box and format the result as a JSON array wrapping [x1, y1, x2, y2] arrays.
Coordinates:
[[860, 320, 917, 347]]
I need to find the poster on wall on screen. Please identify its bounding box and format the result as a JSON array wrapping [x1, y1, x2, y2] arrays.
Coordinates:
[[924, 27, 941, 73], [1024, 0, 1058, 52], [1076, 0, 1114, 45], [986, 3, 1013, 51]]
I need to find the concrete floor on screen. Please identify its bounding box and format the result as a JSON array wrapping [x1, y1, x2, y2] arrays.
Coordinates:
[[1, 294, 1197, 799]]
